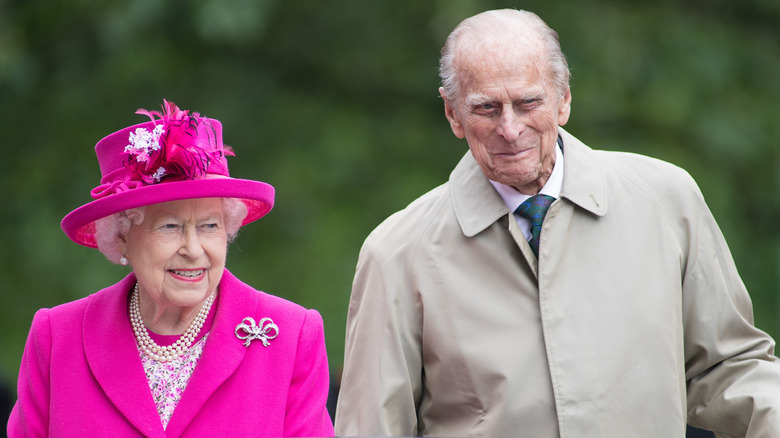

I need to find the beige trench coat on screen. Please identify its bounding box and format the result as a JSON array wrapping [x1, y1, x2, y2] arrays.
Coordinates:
[[335, 128, 780, 437]]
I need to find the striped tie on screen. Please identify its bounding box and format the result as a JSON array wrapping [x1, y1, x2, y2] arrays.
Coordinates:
[[515, 194, 556, 257]]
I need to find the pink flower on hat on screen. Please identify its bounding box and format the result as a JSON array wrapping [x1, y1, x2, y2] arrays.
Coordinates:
[[125, 99, 234, 185]]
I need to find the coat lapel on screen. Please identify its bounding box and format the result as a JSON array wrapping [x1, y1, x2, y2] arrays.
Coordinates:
[[83, 274, 166, 437], [164, 270, 257, 436], [557, 128, 608, 217], [450, 150, 509, 238]]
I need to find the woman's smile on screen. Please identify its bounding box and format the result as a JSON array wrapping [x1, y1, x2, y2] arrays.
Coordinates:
[[169, 268, 206, 281]]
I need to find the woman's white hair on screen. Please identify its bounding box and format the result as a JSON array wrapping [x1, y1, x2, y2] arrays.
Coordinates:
[[439, 9, 571, 103], [95, 198, 248, 264]]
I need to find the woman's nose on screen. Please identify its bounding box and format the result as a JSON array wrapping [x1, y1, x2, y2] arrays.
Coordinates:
[[178, 226, 204, 258]]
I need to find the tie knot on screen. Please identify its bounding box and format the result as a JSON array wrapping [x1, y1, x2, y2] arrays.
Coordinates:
[[515, 194, 556, 226]]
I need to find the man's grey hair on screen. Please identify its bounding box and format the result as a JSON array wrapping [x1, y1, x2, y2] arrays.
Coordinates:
[[439, 9, 571, 103]]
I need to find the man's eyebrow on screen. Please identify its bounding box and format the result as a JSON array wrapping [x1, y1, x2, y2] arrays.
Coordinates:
[[465, 93, 492, 107], [518, 87, 546, 101], [464, 89, 547, 107]]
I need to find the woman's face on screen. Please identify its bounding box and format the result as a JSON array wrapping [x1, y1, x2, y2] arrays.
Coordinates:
[[119, 198, 227, 310]]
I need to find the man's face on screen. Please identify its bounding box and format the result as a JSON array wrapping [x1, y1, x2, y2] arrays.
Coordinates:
[[441, 45, 571, 195]]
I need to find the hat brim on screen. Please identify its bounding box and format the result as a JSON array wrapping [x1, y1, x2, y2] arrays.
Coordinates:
[[61, 178, 274, 248]]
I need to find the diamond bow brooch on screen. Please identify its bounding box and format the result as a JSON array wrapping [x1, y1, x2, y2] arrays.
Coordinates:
[[235, 317, 279, 347]]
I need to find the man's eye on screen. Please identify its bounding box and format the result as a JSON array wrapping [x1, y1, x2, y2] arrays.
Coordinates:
[[473, 103, 496, 114]]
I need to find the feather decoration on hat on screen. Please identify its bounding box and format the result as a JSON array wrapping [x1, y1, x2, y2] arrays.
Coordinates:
[[125, 100, 234, 185]]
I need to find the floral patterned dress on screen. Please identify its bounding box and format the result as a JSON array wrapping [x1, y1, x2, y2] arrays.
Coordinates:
[[136, 302, 217, 429]]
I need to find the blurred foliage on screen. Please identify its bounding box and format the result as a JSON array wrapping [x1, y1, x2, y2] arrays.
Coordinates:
[[0, 0, 778, 390]]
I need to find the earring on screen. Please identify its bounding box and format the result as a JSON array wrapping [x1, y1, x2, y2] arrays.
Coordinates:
[[119, 256, 129, 266]]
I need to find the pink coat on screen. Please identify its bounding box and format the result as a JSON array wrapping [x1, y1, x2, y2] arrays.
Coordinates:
[[8, 270, 334, 437]]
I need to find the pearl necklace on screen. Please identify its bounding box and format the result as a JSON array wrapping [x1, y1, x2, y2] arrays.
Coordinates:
[[129, 283, 215, 362]]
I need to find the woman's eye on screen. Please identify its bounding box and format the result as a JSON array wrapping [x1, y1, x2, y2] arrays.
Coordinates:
[[161, 223, 179, 230]]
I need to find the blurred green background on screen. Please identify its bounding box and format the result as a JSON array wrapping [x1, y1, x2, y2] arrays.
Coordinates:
[[1, 0, 778, 396]]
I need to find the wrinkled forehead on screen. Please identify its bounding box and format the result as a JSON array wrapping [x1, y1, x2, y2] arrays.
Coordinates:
[[454, 29, 549, 87], [455, 17, 545, 61], [457, 45, 549, 94]]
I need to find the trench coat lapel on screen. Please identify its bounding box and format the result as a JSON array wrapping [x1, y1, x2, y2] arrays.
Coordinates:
[[557, 128, 607, 217], [450, 149, 509, 238], [164, 270, 258, 436], [83, 274, 166, 437]]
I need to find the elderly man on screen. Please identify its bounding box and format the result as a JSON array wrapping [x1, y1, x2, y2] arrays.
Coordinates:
[[334, 8, 780, 438]]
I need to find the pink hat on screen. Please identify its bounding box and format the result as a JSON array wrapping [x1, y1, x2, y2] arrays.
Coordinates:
[[62, 100, 275, 248]]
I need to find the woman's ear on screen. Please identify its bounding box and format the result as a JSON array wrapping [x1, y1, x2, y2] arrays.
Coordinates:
[[116, 230, 129, 258]]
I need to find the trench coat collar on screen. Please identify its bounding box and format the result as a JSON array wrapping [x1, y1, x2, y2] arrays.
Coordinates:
[[450, 127, 607, 237], [557, 128, 608, 217], [83, 269, 256, 437]]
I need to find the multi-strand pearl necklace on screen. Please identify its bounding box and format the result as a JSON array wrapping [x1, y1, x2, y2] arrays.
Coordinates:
[[129, 283, 216, 362]]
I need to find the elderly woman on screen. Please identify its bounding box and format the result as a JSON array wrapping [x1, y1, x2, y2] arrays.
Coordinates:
[[8, 101, 334, 437]]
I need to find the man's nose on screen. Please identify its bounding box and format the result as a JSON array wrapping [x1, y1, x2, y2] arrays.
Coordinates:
[[497, 107, 525, 142]]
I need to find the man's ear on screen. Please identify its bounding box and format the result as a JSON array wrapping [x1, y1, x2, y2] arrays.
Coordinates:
[[440, 87, 466, 139], [557, 87, 572, 126]]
